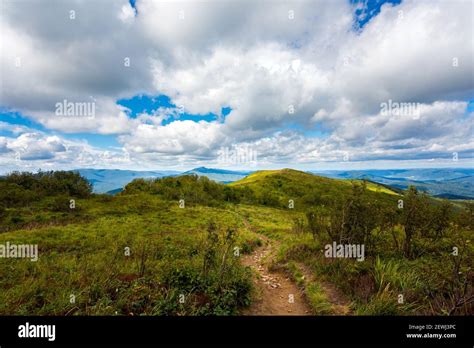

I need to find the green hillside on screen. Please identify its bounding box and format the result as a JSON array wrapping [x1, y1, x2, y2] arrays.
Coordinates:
[[230, 168, 400, 197], [230, 168, 399, 209], [0, 170, 472, 315]]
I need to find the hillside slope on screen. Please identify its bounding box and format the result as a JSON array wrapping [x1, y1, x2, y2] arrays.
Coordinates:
[[230, 169, 399, 208]]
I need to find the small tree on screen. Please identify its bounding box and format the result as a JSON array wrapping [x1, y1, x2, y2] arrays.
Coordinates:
[[401, 186, 428, 258], [429, 200, 453, 239], [306, 210, 327, 241], [458, 202, 474, 230], [341, 181, 377, 245], [0, 202, 6, 220], [381, 206, 401, 252]]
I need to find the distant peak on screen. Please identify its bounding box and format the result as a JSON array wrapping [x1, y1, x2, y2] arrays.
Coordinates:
[[188, 167, 244, 174], [188, 167, 213, 173]]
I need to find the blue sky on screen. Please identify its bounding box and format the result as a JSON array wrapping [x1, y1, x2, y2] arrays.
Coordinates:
[[0, 0, 472, 172], [117, 94, 231, 124], [352, 0, 401, 28]]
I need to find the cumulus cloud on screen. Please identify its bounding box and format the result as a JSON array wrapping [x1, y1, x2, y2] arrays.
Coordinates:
[[0, 126, 135, 173], [9, 133, 66, 160], [120, 120, 225, 156]]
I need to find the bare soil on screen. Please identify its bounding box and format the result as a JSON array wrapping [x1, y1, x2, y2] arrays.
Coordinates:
[[240, 235, 312, 315], [240, 218, 351, 315]]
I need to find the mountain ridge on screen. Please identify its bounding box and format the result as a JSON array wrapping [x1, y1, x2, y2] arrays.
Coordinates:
[[73, 167, 473, 199]]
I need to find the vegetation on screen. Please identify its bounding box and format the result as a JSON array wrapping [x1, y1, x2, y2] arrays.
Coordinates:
[[0, 169, 472, 315]]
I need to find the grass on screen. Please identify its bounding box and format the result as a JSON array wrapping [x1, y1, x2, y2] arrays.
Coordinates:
[[1, 168, 472, 316], [285, 261, 334, 315], [306, 283, 334, 315], [0, 195, 258, 315], [365, 182, 399, 195]]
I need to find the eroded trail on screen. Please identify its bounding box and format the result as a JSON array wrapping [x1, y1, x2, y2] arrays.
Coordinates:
[[240, 231, 312, 315], [240, 218, 352, 315]]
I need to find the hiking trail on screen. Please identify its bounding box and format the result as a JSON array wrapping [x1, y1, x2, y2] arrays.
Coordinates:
[[240, 218, 351, 315]]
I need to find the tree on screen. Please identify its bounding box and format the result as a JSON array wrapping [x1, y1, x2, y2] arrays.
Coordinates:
[[342, 181, 377, 245], [0, 202, 6, 220], [401, 186, 428, 258], [306, 209, 327, 240], [381, 206, 401, 252], [456, 202, 474, 231], [259, 189, 280, 207], [429, 200, 453, 239]]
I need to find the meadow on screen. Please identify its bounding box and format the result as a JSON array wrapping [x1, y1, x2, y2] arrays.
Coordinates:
[[0, 170, 472, 315]]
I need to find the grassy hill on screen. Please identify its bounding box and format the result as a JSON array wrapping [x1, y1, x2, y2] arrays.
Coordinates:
[[230, 168, 399, 196], [0, 169, 472, 315], [230, 168, 399, 209]]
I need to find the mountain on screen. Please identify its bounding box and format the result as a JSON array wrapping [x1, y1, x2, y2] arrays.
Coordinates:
[[75, 169, 180, 193], [311, 168, 474, 199], [182, 167, 252, 183]]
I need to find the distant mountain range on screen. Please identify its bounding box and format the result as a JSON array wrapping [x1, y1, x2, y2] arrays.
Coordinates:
[[311, 168, 474, 199], [75, 169, 180, 194], [75, 167, 474, 199], [182, 167, 252, 183], [75, 167, 250, 194]]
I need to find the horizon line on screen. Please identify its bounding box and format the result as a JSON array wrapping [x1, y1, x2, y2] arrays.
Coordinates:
[[1, 165, 473, 176]]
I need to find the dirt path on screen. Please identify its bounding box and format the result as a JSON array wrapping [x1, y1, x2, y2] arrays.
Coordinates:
[[239, 218, 351, 315], [240, 223, 312, 315]]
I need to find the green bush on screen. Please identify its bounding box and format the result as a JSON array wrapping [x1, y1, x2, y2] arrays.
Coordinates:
[[0, 170, 92, 208], [0, 202, 6, 219], [49, 195, 74, 213]]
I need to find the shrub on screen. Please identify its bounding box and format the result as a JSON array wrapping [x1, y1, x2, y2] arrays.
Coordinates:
[[49, 195, 74, 213], [0, 170, 92, 208], [0, 202, 6, 219]]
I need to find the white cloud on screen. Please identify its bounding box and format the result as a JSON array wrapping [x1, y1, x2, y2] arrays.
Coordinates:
[[119, 3, 136, 23], [0, 0, 472, 169], [120, 120, 225, 156], [0, 126, 135, 173]]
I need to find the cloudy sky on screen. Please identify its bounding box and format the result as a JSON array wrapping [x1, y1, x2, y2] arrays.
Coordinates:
[[0, 0, 473, 173]]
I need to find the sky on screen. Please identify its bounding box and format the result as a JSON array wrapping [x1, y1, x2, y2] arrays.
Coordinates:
[[0, 0, 473, 173]]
